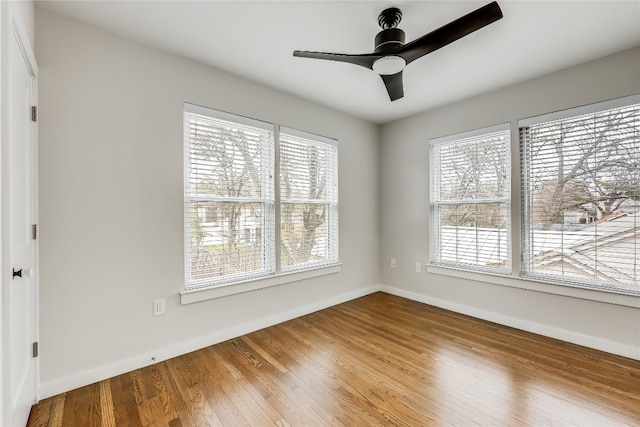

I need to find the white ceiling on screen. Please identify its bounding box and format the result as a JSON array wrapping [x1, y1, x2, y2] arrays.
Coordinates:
[[36, 1, 640, 124]]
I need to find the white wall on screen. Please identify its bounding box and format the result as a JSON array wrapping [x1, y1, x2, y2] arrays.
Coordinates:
[[35, 8, 380, 397], [379, 46, 640, 359]]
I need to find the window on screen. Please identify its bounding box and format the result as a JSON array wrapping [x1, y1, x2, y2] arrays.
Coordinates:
[[184, 104, 275, 288], [520, 95, 639, 293], [184, 104, 339, 292], [280, 127, 339, 271], [429, 124, 511, 273]]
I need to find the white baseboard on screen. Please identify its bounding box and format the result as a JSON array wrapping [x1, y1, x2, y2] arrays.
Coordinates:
[[40, 283, 638, 399], [379, 285, 640, 361], [39, 285, 381, 399]]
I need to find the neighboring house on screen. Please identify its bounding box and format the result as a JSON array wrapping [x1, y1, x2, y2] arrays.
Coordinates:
[[533, 212, 639, 284], [197, 205, 262, 248], [441, 210, 639, 286]]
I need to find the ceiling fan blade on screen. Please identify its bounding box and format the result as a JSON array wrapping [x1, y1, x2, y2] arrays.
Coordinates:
[[293, 50, 383, 69], [381, 71, 404, 101], [398, 1, 503, 65]]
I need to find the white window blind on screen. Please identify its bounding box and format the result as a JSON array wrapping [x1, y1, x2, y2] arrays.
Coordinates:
[[520, 95, 639, 293], [279, 127, 339, 271], [430, 123, 511, 273], [184, 103, 275, 289]]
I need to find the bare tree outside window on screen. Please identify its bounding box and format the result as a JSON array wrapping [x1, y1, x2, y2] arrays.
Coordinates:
[[521, 100, 639, 290], [524, 106, 639, 228], [438, 133, 509, 229], [280, 130, 338, 270], [185, 108, 274, 285], [430, 125, 511, 272], [184, 106, 339, 289]]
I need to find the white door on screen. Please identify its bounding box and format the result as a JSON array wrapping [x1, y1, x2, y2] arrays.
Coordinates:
[[3, 25, 38, 427]]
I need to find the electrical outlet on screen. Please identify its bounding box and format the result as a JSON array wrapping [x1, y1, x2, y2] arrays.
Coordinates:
[[391, 258, 397, 268], [415, 262, 422, 273], [153, 298, 166, 316]]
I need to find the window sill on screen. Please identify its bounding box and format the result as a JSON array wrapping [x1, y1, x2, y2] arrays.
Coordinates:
[[181, 263, 342, 305], [426, 265, 640, 308]]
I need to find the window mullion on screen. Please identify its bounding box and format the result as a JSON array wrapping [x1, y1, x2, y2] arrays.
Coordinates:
[[274, 125, 282, 274]]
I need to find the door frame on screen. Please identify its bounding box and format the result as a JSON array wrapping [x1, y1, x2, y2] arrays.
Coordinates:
[[1, 5, 39, 425]]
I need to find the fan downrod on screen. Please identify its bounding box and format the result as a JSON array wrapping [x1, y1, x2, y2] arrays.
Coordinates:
[[378, 7, 402, 29]]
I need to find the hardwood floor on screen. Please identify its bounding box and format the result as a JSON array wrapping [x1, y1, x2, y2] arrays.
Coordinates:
[[28, 292, 640, 426]]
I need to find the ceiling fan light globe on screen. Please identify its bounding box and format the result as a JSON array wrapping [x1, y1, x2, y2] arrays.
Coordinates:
[[372, 56, 406, 75]]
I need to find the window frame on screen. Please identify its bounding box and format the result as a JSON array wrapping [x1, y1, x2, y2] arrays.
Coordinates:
[[429, 123, 512, 275], [427, 95, 639, 306], [183, 103, 276, 290], [182, 103, 340, 304], [519, 94, 640, 295], [279, 126, 340, 273]]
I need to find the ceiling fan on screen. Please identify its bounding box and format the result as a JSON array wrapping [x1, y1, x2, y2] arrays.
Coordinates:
[[293, 2, 503, 101]]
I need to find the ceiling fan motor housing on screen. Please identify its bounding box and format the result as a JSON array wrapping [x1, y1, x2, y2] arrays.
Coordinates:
[[375, 7, 405, 53], [375, 28, 406, 53]]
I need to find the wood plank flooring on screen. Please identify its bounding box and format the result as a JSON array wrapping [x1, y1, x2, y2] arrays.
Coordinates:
[[27, 292, 640, 426]]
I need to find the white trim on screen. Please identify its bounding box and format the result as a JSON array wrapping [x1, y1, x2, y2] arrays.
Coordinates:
[[181, 263, 341, 304], [186, 195, 274, 203], [427, 264, 639, 307], [274, 124, 282, 274], [10, 16, 36, 78], [1, 4, 7, 423], [431, 197, 510, 206], [519, 93, 640, 127], [40, 284, 380, 399], [279, 126, 337, 146], [1, 11, 39, 425], [380, 285, 640, 360], [184, 102, 273, 132], [430, 122, 510, 146], [281, 199, 332, 205]]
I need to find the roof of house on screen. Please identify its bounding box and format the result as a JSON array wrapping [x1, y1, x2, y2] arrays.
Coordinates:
[[439, 211, 639, 286]]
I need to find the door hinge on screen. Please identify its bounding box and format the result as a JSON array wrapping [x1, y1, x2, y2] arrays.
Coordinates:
[[31, 105, 37, 122], [32, 224, 38, 240], [32, 342, 39, 358]]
